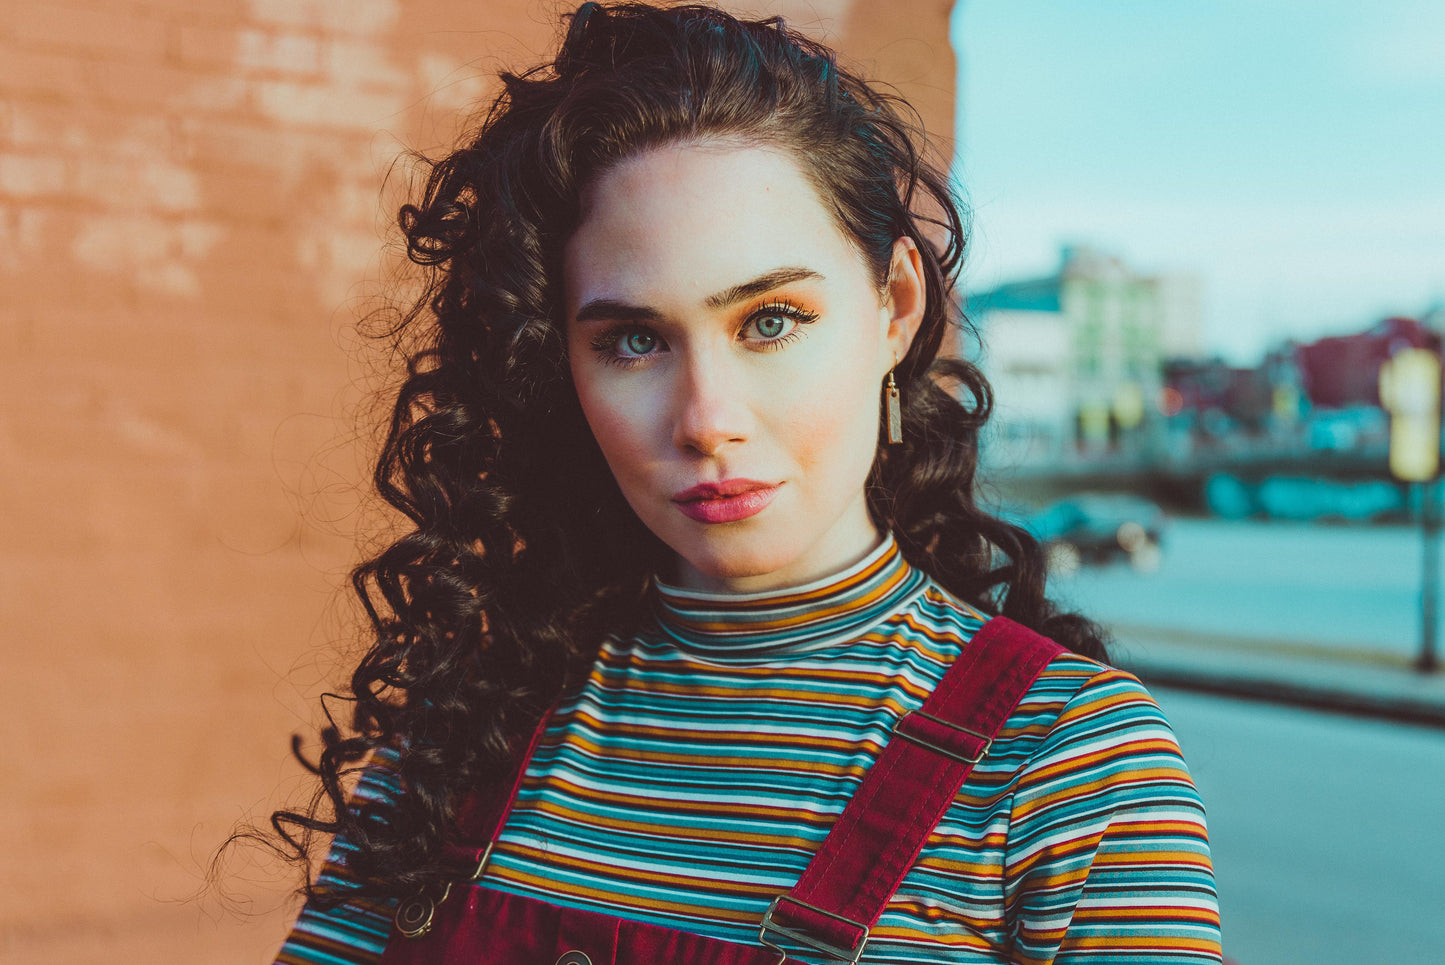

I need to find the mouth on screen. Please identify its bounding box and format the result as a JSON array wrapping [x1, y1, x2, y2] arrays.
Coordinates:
[[671, 479, 782, 524]]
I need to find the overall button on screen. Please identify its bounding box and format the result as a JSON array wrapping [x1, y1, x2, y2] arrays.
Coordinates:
[[556, 953, 592, 965]]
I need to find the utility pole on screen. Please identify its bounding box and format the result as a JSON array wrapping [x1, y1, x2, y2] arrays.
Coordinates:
[[1422, 479, 1441, 672]]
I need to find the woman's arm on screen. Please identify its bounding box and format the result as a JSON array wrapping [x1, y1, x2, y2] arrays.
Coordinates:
[[1004, 668, 1222, 964]]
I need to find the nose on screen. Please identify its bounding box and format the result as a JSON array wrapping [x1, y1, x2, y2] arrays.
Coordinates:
[[671, 350, 749, 456]]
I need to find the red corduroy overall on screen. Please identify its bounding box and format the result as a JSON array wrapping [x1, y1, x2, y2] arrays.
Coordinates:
[[380, 617, 1062, 965]]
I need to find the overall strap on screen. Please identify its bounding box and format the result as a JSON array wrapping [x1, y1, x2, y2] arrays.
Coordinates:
[[760, 616, 1064, 964], [390, 708, 557, 940], [442, 707, 557, 875]]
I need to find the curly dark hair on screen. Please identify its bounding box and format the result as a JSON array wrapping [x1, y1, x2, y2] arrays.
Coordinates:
[[270, 0, 1108, 912]]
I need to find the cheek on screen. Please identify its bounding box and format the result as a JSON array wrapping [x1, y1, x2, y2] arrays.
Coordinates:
[[572, 370, 657, 485], [777, 359, 879, 482]]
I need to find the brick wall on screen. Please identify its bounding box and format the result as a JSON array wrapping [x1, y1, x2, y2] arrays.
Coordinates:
[[0, 2, 954, 962]]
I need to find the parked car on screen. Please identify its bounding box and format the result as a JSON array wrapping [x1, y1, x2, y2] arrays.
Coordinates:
[[1017, 494, 1168, 575]]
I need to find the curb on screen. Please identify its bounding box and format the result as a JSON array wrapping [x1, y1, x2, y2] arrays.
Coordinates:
[[1122, 663, 1445, 730]]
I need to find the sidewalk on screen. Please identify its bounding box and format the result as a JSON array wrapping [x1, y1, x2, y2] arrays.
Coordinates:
[[1108, 622, 1445, 728]]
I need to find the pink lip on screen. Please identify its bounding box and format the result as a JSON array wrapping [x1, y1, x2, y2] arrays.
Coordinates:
[[672, 479, 781, 523]]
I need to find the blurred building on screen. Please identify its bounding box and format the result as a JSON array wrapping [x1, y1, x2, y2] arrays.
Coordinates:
[[971, 245, 1201, 463], [1162, 347, 1304, 440], [1164, 358, 1268, 431], [1295, 316, 1442, 409]]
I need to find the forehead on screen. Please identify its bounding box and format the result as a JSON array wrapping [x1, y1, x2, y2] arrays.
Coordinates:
[[562, 142, 862, 313]]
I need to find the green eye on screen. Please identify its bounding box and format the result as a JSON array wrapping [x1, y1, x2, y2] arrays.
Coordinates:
[[754, 315, 787, 338], [744, 300, 817, 345], [622, 332, 657, 355]]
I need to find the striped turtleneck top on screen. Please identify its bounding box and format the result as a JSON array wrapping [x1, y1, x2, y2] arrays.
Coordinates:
[[276, 535, 1221, 964]]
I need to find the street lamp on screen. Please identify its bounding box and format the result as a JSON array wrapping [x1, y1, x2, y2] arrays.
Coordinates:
[[1380, 348, 1443, 672]]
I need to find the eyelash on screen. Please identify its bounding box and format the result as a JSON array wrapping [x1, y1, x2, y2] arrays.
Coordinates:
[[589, 299, 820, 367]]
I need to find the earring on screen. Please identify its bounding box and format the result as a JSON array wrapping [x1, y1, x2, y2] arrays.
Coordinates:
[[885, 357, 903, 445]]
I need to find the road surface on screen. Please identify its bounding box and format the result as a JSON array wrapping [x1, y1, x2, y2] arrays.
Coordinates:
[[1160, 688, 1445, 964], [1052, 518, 1427, 662], [1052, 518, 1445, 963]]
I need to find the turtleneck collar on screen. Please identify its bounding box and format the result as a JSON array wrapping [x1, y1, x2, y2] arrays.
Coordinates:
[[651, 533, 928, 662]]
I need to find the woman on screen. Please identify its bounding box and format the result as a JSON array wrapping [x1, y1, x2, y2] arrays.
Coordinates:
[[271, 3, 1220, 963]]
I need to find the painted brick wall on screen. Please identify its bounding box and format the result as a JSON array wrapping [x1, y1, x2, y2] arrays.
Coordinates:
[[0, 2, 954, 962]]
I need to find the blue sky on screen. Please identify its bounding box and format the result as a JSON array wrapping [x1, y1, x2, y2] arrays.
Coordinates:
[[951, 0, 1445, 362]]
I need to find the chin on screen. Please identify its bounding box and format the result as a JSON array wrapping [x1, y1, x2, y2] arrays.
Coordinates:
[[673, 527, 801, 585]]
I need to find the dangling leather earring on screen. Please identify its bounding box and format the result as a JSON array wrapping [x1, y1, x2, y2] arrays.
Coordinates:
[[885, 356, 903, 445]]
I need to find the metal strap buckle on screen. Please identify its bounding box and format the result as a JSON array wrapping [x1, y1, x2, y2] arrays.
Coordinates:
[[894, 710, 992, 764], [395, 880, 451, 939], [758, 895, 870, 964], [395, 841, 495, 940], [454, 840, 494, 881]]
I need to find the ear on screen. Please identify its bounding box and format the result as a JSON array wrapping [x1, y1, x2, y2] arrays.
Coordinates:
[[881, 236, 926, 367]]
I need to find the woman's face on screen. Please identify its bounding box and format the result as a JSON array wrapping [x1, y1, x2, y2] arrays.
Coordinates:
[[564, 141, 924, 592]]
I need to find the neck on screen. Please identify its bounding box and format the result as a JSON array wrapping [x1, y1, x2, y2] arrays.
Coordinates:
[[652, 531, 926, 663]]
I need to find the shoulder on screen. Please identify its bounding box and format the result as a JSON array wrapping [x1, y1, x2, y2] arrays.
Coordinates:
[[1020, 652, 1166, 729], [907, 578, 1168, 747], [1002, 655, 1204, 837], [1003, 640, 1183, 767], [903, 583, 1176, 760], [930, 605, 1197, 812]]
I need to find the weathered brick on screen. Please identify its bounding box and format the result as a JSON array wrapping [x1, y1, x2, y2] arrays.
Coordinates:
[[83, 56, 205, 108], [237, 28, 323, 75], [0, 301, 37, 354], [1, 102, 173, 159], [127, 0, 245, 29], [330, 174, 389, 227], [323, 37, 409, 90], [251, 78, 407, 130], [174, 116, 348, 174], [173, 22, 238, 68], [0, 152, 68, 199], [0, 45, 90, 101], [0, 212, 130, 309], [246, 0, 401, 37], [70, 156, 152, 207], [63, 210, 223, 301], [192, 167, 296, 223], [414, 51, 490, 116], [116, 115, 182, 157], [0, 203, 50, 270], [68, 152, 203, 212], [5, 101, 84, 149], [12, 303, 186, 369], [171, 73, 250, 115], [9, 3, 169, 61]]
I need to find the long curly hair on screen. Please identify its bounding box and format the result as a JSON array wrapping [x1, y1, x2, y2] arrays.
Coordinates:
[[272, 0, 1108, 910]]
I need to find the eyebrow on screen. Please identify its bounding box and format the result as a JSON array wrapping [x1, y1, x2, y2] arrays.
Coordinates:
[[573, 266, 824, 325]]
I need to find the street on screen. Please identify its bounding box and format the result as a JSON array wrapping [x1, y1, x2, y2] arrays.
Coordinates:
[[1053, 518, 1427, 662], [1162, 689, 1445, 963], [1052, 517, 1445, 963]]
